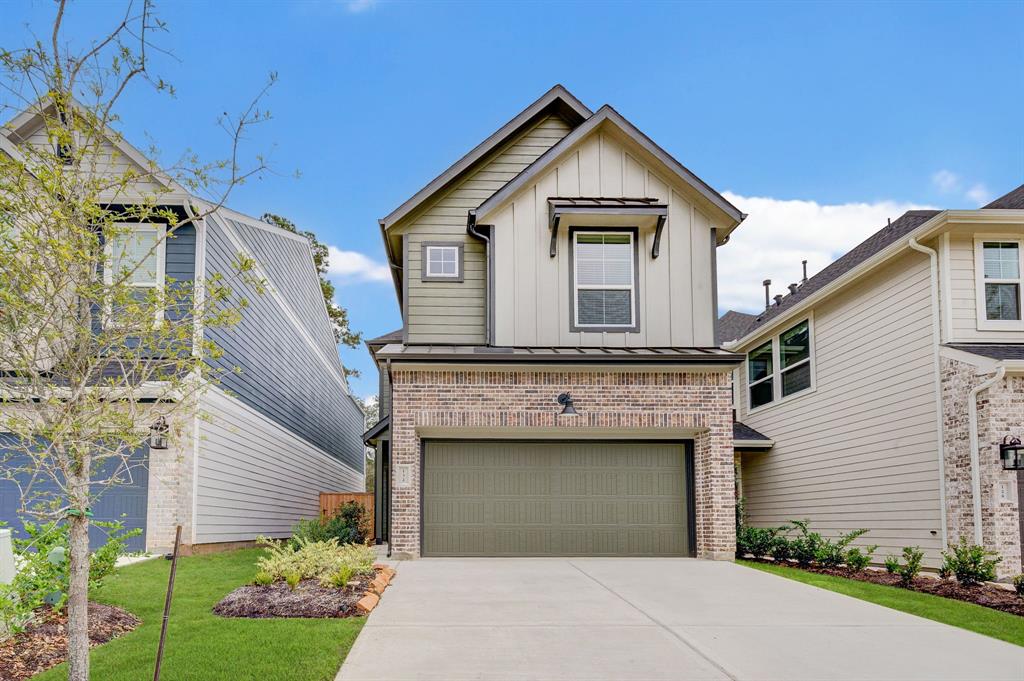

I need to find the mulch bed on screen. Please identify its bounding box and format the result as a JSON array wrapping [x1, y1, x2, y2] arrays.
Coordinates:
[[0, 602, 140, 681], [212, 569, 381, 619], [750, 559, 1024, 617]]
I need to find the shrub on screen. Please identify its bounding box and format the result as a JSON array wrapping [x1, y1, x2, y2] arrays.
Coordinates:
[[289, 501, 370, 548], [0, 518, 139, 635], [938, 564, 951, 580], [770, 534, 793, 563], [253, 571, 273, 587], [327, 565, 355, 589], [815, 528, 869, 569], [737, 525, 781, 560], [894, 547, 924, 587], [883, 555, 899, 574], [941, 538, 1001, 586], [255, 536, 376, 588], [789, 519, 822, 567], [285, 572, 301, 591], [844, 544, 878, 572], [1013, 575, 1024, 597]]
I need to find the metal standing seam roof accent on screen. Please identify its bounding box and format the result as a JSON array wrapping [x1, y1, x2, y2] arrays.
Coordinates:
[[944, 344, 1024, 361], [373, 343, 742, 364]]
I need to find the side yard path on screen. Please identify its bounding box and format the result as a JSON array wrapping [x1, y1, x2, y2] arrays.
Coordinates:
[[741, 560, 1024, 647], [36, 549, 364, 681]]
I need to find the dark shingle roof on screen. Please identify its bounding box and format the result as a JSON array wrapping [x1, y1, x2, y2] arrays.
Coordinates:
[[366, 328, 403, 345], [734, 421, 772, 445], [739, 210, 941, 340], [718, 310, 758, 346], [945, 344, 1024, 361], [983, 184, 1024, 210]]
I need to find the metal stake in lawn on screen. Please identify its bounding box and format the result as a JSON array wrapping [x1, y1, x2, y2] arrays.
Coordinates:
[[153, 525, 182, 681]]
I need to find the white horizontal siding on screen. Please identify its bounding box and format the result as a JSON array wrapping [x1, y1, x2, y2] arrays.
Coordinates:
[[946, 230, 1024, 343], [739, 250, 945, 564], [195, 387, 363, 544]]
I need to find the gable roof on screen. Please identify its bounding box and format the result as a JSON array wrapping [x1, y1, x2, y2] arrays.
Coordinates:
[[471, 104, 745, 233], [378, 85, 591, 231], [984, 183, 1024, 210], [717, 310, 757, 345], [732, 209, 942, 342]]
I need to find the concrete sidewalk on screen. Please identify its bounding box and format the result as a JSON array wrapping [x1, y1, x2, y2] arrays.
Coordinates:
[[337, 558, 1024, 681]]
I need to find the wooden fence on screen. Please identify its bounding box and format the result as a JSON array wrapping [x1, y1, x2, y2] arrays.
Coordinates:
[[319, 492, 374, 539]]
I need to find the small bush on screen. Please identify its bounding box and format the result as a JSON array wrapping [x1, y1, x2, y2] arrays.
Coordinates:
[[285, 572, 301, 591], [290, 501, 370, 548], [1013, 575, 1024, 597], [883, 555, 899, 574], [941, 538, 1001, 586], [737, 525, 782, 560], [770, 535, 793, 563], [255, 536, 377, 587], [327, 565, 356, 589], [253, 571, 273, 586], [789, 519, 822, 567], [844, 544, 878, 572], [938, 564, 951, 580], [894, 547, 924, 587], [815, 528, 869, 569]]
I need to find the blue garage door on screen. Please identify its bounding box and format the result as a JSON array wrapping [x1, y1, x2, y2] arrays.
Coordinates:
[[0, 436, 149, 552]]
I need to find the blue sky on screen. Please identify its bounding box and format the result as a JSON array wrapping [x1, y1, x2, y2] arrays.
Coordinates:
[[3, 0, 1022, 400]]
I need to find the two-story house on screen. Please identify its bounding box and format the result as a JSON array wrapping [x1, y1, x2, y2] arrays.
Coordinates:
[[365, 86, 746, 559], [722, 185, 1024, 576], [0, 100, 366, 553]]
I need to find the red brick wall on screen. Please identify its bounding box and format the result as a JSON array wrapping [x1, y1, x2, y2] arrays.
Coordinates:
[[388, 367, 736, 559]]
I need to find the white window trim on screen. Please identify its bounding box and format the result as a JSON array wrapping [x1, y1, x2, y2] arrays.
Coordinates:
[[747, 314, 816, 415], [103, 222, 166, 326], [974, 235, 1024, 331], [424, 244, 461, 279], [572, 230, 637, 330]]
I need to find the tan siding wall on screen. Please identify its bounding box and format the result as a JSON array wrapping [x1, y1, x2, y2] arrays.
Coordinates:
[[492, 131, 717, 347], [946, 228, 1024, 343], [397, 116, 572, 344], [738, 251, 945, 564]]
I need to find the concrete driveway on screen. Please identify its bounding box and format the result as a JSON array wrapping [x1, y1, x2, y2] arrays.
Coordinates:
[[337, 559, 1024, 681]]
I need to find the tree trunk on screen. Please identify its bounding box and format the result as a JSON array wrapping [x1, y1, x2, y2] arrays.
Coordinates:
[[66, 473, 91, 681]]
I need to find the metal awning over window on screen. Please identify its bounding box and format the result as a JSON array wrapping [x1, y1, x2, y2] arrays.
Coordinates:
[[547, 197, 668, 258]]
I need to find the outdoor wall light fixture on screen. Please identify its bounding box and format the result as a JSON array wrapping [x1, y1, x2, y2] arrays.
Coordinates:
[[150, 416, 169, 450], [1000, 435, 1023, 470], [557, 392, 578, 416]]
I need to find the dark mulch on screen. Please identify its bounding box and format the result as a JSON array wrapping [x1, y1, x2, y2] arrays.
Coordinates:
[[213, 571, 378, 619], [751, 559, 1024, 617], [0, 602, 140, 681]]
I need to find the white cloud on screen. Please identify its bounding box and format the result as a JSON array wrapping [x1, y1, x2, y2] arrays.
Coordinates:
[[327, 246, 391, 283], [717, 192, 933, 314], [345, 0, 376, 13], [965, 183, 991, 206], [931, 169, 960, 193]]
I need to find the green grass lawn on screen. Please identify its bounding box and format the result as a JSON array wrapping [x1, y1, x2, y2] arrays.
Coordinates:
[[37, 548, 365, 681], [740, 560, 1024, 647]]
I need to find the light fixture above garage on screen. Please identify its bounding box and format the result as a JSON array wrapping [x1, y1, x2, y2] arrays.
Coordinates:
[[1000, 435, 1023, 470], [557, 393, 578, 416]]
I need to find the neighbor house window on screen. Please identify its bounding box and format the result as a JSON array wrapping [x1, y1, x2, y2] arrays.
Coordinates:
[[977, 240, 1022, 324], [747, 319, 813, 410], [421, 243, 463, 282], [571, 230, 638, 331]]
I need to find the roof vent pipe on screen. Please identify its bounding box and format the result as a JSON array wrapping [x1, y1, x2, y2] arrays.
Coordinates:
[[788, 283, 799, 295], [801, 260, 808, 284], [763, 279, 772, 310], [773, 294, 784, 307]]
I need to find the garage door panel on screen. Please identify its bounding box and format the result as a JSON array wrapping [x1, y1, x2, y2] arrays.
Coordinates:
[[423, 441, 692, 557]]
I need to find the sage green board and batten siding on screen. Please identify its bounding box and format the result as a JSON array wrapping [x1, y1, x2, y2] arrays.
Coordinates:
[[395, 115, 573, 344], [491, 131, 717, 347], [945, 228, 1024, 343], [737, 250, 945, 565]]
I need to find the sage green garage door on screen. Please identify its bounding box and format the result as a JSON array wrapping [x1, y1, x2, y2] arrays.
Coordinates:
[[422, 441, 692, 557]]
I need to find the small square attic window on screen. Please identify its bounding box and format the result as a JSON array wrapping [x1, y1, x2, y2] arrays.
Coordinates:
[[421, 242, 463, 282]]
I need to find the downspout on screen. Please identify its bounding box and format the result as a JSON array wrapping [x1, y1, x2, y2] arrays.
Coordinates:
[[907, 238, 949, 549], [466, 212, 492, 344], [967, 366, 1004, 545]]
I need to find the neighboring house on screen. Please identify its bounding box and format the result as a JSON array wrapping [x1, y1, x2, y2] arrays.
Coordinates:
[[365, 85, 746, 559], [0, 101, 365, 553], [722, 185, 1024, 576]]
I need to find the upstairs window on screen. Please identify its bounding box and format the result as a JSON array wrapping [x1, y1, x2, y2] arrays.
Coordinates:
[[107, 224, 164, 288], [977, 240, 1022, 324], [747, 318, 814, 410], [571, 230, 638, 331], [421, 243, 463, 282]]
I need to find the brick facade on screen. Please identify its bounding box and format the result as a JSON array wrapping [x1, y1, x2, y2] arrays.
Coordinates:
[[941, 358, 1024, 577], [388, 366, 736, 559], [143, 407, 196, 553]]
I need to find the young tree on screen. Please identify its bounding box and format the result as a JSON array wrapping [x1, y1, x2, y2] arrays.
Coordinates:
[[260, 213, 363, 366], [0, 2, 273, 678]]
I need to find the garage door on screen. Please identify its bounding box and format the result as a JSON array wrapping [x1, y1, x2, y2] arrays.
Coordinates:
[[423, 440, 693, 557]]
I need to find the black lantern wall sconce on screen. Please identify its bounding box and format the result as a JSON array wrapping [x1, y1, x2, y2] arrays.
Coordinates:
[[1000, 436, 1023, 470], [150, 416, 169, 450], [557, 393, 578, 416]]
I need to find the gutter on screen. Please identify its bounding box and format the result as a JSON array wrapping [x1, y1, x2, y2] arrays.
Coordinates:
[[907, 237, 949, 550], [967, 366, 1004, 545], [466, 216, 493, 344]]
